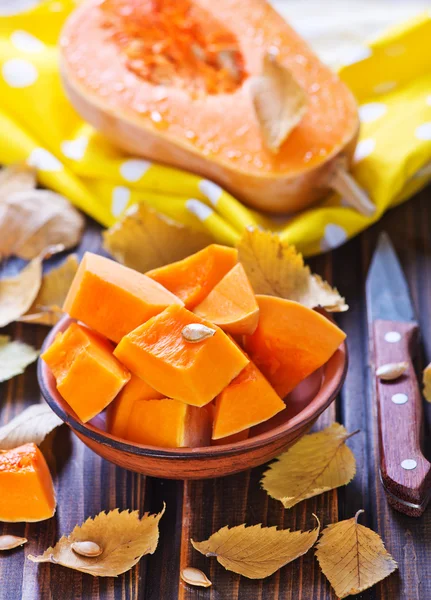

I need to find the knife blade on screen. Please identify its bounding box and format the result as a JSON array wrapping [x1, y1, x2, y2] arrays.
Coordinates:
[[366, 232, 431, 517]]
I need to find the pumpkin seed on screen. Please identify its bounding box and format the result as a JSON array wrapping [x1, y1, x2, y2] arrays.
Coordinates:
[[182, 323, 216, 343], [180, 567, 212, 588], [71, 541, 103, 557], [376, 362, 408, 381], [0, 535, 27, 551]]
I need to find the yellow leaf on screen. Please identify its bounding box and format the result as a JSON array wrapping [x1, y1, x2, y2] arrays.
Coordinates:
[[0, 404, 62, 450], [28, 505, 165, 577], [249, 52, 307, 153], [237, 228, 348, 312], [103, 204, 213, 273], [261, 423, 357, 509], [0, 163, 36, 201], [191, 516, 320, 579], [423, 363, 431, 402], [0, 336, 39, 383], [20, 254, 78, 325], [316, 510, 398, 598]]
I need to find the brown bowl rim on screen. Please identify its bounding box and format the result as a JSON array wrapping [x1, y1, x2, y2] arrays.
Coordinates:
[[38, 315, 348, 460]]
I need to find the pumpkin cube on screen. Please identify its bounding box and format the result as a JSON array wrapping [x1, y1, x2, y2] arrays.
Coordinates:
[[114, 304, 249, 407], [42, 322, 130, 423], [63, 252, 183, 342], [0, 443, 56, 522]]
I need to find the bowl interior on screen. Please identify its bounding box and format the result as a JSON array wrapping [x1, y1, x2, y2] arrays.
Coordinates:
[[38, 316, 347, 458]]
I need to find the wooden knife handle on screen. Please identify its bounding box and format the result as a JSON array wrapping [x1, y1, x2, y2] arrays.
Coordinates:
[[373, 320, 431, 515]]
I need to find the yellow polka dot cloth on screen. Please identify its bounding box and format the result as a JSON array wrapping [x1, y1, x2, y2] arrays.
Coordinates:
[[0, 2, 430, 256]]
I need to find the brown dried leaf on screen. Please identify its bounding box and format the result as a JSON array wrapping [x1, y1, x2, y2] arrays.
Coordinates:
[[191, 516, 320, 579], [28, 505, 165, 577], [103, 204, 213, 273], [237, 228, 348, 312], [250, 52, 307, 152], [0, 163, 36, 200], [316, 510, 398, 598], [0, 404, 62, 450], [0, 257, 43, 327], [261, 424, 357, 509], [0, 336, 39, 383], [423, 363, 431, 402]]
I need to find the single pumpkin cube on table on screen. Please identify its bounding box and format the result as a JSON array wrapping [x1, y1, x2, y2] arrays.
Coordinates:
[[63, 251, 183, 343], [42, 322, 130, 423], [0, 443, 56, 522], [114, 304, 249, 407]]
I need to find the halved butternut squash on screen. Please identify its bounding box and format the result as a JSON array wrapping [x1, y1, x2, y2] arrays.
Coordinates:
[[243, 295, 346, 397], [193, 263, 259, 335], [0, 443, 56, 522], [60, 0, 359, 214], [114, 304, 249, 407], [63, 252, 182, 343], [146, 245, 238, 309], [42, 322, 130, 422]]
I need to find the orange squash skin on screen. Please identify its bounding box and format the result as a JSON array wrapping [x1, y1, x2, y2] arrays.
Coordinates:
[[60, 0, 359, 214], [0, 443, 56, 522]]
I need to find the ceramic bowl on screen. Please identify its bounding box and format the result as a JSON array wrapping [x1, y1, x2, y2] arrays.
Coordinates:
[[38, 316, 348, 479]]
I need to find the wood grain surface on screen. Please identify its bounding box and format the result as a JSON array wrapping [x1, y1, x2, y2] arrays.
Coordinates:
[[1, 187, 431, 599]]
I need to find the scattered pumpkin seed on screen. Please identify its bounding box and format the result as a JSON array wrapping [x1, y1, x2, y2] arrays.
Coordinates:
[[181, 323, 216, 343], [180, 567, 212, 588], [0, 535, 27, 551], [376, 362, 408, 381], [71, 541, 103, 557]]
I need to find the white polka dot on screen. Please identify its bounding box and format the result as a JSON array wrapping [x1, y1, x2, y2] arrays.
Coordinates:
[[359, 103, 387, 123], [426, 95, 431, 107], [401, 459, 417, 470], [0, 0, 39, 15], [341, 46, 372, 66], [373, 81, 397, 95], [384, 331, 401, 343], [186, 199, 213, 222], [320, 224, 348, 252], [10, 30, 44, 53], [120, 159, 151, 182], [111, 186, 130, 217], [199, 179, 223, 207], [28, 148, 63, 172], [2, 58, 38, 88], [415, 122, 431, 141], [354, 139, 375, 163], [61, 137, 88, 160]]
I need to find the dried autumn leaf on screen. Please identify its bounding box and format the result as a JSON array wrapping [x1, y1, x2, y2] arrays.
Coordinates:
[[28, 505, 165, 576], [249, 52, 307, 152], [237, 228, 348, 312], [316, 510, 398, 598], [261, 423, 357, 509], [0, 336, 39, 383], [0, 163, 36, 200], [423, 363, 431, 402], [191, 516, 320, 579], [103, 204, 213, 273], [20, 254, 78, 325], [0, 189, 84, 260], [0, 404, 63, 450]]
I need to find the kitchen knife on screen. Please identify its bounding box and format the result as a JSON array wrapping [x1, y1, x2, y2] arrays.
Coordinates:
[[366, 232, 431, 516]]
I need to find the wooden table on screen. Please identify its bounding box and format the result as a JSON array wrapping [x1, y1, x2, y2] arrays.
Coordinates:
[[1, 187, 431, 600]]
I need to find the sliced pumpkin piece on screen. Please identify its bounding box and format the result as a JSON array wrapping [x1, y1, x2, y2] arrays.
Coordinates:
[[243, 295, 346, 398], [193, 263, 259, 335], [212, 428, 250, 446], [42, 322, 130, 423], [126, 398, 211, 448], [213, 359, 285, 440], [107, 374, 164, 438], [0, 443, 56, 522], [146, 245, 238, 309], [63, 251, 182, 343], [114, 304, 249, 407]]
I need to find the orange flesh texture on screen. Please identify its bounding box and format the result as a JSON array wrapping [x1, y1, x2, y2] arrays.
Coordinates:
[[0, 443, 56, 522], [146, 245, 238, 309], [61, 0, 358, 176], [107, 373, 164, 438], [211, 428, 249, 445], [114, 304, 249, 407], [42, 322, 130, 423], [125, 398, 211, 448], [193, 263, 259, 335], [213, 360, 285, 439], [63, 252, 183, 343], [243, 295, 346, 398]]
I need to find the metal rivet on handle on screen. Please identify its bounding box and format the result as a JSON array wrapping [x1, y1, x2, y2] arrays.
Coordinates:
[[401, 459, 417, 470], [392, 393, 408, 405], [385, 331, 401, 343]]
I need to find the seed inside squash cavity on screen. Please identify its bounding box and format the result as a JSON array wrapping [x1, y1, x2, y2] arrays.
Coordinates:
[[181, 323, 216, 343], [71, 541, 103, 557], [180, 567, 212, 587], [376, 362, 408, 381], [0, 535, 27, 551]]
